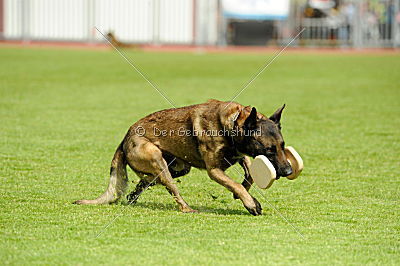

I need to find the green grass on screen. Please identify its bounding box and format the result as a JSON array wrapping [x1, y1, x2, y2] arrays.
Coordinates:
[[0, 46, 399, 265]]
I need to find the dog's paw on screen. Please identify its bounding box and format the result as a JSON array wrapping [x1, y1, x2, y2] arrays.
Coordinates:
[[244, 197, 262, 216], [126, 193, 140, 204]]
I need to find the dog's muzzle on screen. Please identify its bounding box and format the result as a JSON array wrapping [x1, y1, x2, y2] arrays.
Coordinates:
[[279, 166, 293, 177]]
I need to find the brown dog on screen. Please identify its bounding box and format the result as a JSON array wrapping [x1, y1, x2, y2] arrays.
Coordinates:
[[74, 99, 292, 215], [106, 32, 136, 48]]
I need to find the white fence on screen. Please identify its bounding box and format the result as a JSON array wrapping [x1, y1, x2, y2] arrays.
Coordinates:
[[3, 0, 212, 44], [2, 0, 399, 47]]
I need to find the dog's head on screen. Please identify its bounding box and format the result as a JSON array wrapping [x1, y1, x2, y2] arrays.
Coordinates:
[[233, 105, 292, 178]]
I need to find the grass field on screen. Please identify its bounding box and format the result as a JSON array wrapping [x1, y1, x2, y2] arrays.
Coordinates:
[[0, 46, 399, 265]]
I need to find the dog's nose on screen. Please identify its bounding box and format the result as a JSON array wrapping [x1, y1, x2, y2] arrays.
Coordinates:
[[281, 166, 293, 177]]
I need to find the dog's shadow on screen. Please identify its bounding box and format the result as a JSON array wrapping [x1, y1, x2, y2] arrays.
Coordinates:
[[122, 201, 249, 216]]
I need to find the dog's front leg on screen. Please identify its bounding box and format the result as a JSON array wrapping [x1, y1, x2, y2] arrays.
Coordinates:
[[207, 168, 262, 216], [235, 156, 254, 198]]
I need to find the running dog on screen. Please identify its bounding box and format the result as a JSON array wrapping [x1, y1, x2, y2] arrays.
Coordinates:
[[74, 99, 292, 216]]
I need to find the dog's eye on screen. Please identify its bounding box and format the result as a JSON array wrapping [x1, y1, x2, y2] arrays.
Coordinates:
[[266, 146, 276, 153]]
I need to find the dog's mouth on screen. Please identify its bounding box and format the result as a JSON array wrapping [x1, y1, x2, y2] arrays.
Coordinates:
[[264, 157, 293, 179], [277, 166, 293, 178], [265, 156, 293, 178], [248, 151, 292, 178]]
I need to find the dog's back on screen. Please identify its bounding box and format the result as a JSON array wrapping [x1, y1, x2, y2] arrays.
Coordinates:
[[126, 99, 245, 168]]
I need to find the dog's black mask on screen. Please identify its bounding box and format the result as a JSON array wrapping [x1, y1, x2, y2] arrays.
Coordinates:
[[237, 105, 292, 178]]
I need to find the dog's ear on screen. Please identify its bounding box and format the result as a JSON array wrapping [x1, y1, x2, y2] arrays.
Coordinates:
[[269, 104, 285, 127], [244, 107, 258, 129], [220, 104, 242, 130]]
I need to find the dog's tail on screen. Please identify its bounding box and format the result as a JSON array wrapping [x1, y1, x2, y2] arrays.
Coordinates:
[[73, 143, 128, 205]]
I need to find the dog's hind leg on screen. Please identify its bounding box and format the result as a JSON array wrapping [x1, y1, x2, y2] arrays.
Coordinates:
[[125, 138, 196, 213], [126, 179, 151, 204], [154, 158, 196, 213]]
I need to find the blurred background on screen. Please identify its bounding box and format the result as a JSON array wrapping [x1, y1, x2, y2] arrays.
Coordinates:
[[1, 0, 399, 48]]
